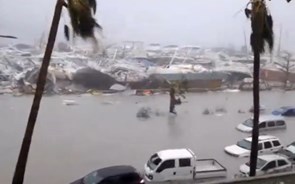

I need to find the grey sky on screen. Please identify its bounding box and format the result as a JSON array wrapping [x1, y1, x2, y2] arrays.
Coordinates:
[[1, 0, 294, 50]]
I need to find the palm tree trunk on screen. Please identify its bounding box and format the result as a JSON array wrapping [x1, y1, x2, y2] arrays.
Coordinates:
[[12, 1, 64, 183], [249, 49, 260, 177]]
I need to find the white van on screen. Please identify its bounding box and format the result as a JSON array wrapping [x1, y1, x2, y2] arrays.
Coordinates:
[[236, 115, 286, 133], [225, 135, 284, 157]]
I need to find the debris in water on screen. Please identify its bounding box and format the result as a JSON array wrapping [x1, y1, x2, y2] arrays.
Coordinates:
[[202, 108, 212, 115], [215, 107, 227, 113], [63, 99, 78, 106], [136, 107, 152, 119]]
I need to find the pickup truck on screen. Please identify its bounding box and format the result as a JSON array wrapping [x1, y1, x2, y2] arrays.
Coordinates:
[[144, 148, 227, 182]]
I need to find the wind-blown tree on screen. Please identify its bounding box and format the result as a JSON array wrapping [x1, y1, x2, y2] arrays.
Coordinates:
[[12, 0, 102, 184], [276, 51, 295, 89], [245, 0, 274, 177], [63, 0, 102, 52]]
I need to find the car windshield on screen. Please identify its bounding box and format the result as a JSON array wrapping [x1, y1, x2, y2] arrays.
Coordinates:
[[242, 119, 253, 127], [83, 171, 103, 184], [246, 158, 267, 169], [237, 139, 252, 150], [147, 154, 162, 170], [286, 144, 295, 154]]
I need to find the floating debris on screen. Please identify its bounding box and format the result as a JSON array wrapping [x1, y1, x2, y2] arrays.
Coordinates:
[[202, 108, 212, 115], [136, 107, 152, 119], [63, 99, 78, 106]]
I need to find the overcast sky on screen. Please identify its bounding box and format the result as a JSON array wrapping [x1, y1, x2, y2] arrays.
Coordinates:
[[0, 0, 294, 50]]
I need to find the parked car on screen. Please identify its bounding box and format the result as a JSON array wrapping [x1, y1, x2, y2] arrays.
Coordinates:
[[70, 165, 145, 184], [272, 106, 295, 117], [236, 115, 286, 133], [278, 141, 295, 164], [239, 154, 293, 176], [224, 135, 284, 157], [144, 148, 227, 182]]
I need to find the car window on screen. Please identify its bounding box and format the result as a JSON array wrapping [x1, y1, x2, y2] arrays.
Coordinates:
[[264, 141, 272, 149], [276, 121, 285, 126], [278, 160, 288, 167], [179, 158, 191, 167], [259, 122, 266, 128], [119, 173, 141, 184], [272, 140, 281, 147], [258, 143, 263, 150], [156, 160, 175, 173], [268, 121, 275, 127], [262, 161, 276, 171]]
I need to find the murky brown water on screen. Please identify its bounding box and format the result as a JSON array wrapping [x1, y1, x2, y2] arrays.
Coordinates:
[[1, 91, 295, 184]]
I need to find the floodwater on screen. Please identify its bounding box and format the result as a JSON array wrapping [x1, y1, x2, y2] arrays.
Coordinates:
[[1, 91, 295, 184]]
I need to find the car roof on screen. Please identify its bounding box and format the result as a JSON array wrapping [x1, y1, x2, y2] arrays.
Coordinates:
[[157, 148, 193, 160], [245, 135, 279, 142], [259, 154, 288, 162], [257, 115, 285, 122], [92, 165, 137, 179], [278, 106, 294, 110]]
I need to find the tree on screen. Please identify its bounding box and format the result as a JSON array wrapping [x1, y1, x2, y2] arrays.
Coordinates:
[[245, 0, 274, 177], [275, 51, 295, 89], [12, 0, 102, 183]]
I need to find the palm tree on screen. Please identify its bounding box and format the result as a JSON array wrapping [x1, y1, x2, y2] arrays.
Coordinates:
[[245, 0, 274, 176], [12, 0, 102, 183]]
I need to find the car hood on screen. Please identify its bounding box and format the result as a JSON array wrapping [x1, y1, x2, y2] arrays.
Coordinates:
[[225, 145, 250, 157], [278, 149, 295, 158], [236, 124, 252, 133]]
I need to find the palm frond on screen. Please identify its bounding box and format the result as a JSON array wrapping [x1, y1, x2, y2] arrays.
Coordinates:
[[64, 0, 102, 40], [88, 0, 97, 14], [247, 0, 273, 54], [0, 35, 17, 39], [64, 25, 70, 41]]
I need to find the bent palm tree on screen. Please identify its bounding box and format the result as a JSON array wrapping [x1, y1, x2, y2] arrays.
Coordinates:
[[12, 0, 102, 183], [245, 0, 273, 176]]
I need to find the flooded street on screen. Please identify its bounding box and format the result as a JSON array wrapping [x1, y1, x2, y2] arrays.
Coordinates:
[[1, 91, 295, 184]]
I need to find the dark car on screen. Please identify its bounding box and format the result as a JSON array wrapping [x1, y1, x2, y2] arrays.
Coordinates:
[[278, 141, 295, 164], [272, 106, 295, 117], [70, 165, 144, 184]]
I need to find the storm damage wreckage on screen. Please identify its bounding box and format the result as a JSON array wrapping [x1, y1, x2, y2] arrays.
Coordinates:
[[1, 42, 295, 95]]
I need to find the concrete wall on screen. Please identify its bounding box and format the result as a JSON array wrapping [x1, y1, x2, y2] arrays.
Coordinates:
[[212, 171, 295, 184]]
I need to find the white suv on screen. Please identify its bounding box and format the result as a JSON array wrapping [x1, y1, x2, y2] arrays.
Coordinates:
[[225, 135, 284, 157]]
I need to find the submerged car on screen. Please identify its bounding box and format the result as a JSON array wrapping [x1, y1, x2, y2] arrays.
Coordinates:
[[239, 154, 292, 176], [224, 135, 284, 157], [236, 115, 286, 133], [278, 141, 295, 164], [70, 165, 144, 184], [272, 106, 295, 117]]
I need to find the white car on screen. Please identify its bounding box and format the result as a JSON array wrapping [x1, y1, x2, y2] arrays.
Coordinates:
[[236, 115, 286, 133], [239, 154, 293, 176], [224, 135, 284, 157]]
